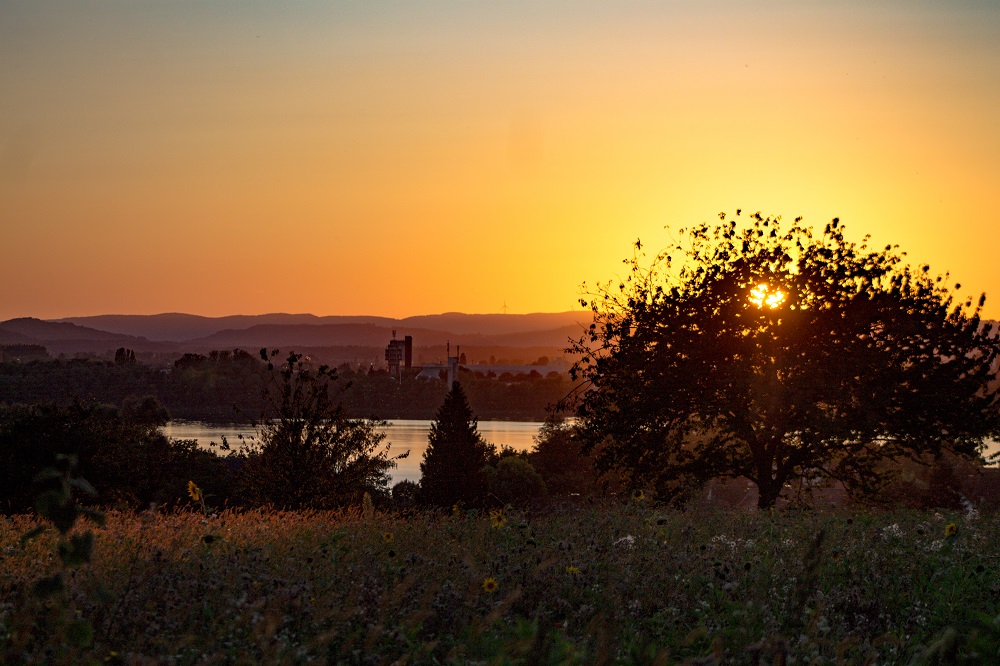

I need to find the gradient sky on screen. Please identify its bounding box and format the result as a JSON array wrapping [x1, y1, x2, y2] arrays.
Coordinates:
[[2, 1, 999, 320]]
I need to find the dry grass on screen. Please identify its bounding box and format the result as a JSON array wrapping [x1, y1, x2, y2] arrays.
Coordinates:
[[2, 503, 999, 664]]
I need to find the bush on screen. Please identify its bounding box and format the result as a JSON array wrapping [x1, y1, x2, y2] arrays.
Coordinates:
[[484, 456, 546, 507], [0, 400, 229, 512], [529, 421, 600, 496], [390, 479, 419, 510], [237, 351, 400, 510]]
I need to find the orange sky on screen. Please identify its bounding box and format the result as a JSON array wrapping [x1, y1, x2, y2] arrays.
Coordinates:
[[2, 1, 999, 320]]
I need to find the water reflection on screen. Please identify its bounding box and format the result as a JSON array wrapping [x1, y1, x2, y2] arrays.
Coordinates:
[[161, 419, 545, 484], [161, 421, 1000, 485]]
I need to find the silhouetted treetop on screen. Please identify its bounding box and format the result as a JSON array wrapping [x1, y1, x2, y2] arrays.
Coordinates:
[[570, 211, 1000, 508]]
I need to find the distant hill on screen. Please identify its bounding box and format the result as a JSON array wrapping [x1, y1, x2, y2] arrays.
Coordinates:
[[55, 311, 591, 343], [189, 323, 442, 349], [1, 318, 143, 342], [53, 313, 399, 342], [186, 322, 585, 350], [0, 311, 594, 360], [397, 312, 588, 336], [0, 327, 36, 345], [0, 318, 173, 355]]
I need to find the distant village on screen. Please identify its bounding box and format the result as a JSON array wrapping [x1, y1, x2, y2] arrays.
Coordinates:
[[383, 332, 567, 384]]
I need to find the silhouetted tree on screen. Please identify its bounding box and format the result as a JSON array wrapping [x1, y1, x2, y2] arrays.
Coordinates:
[[114, 348, 136, 365], [238, 351, 403, 509], [418, 382, 494, 508], [484, 457, 546, 507], [529, 420, 600, 496], [390, 479, 419, 510], [570, 211, 1000, 508]]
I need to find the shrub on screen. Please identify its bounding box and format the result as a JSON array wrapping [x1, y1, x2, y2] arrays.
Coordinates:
[[485, 456, 546, 506], [237, 351, 401, 509]]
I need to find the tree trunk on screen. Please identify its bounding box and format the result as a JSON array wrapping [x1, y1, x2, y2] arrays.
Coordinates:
[[756, 476, 783, 509]]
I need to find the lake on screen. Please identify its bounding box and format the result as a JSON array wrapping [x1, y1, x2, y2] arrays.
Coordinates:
[[163, 421, 1000, 486], [161, 419, 546, 484]]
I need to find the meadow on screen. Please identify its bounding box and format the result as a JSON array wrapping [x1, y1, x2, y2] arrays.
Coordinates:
[[2, 501, 998, 664]]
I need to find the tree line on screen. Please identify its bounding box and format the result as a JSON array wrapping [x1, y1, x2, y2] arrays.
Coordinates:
[[0, 350, 593, 514], [0, 349, 572, 422]]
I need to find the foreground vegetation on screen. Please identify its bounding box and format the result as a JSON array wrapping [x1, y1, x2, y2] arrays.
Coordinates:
[[2, 502, 998, 664]]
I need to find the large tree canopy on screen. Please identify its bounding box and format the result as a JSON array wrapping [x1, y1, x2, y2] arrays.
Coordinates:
[[570, 212, 1000, 508]]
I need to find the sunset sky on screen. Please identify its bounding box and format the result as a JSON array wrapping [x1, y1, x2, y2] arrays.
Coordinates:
[[2, 1, 999, 320]]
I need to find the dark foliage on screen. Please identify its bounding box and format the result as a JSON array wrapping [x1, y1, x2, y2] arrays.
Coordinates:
[[871, 452, 986, 510], [161, 349, 270, 421], [528, 420, 602, 496], [390, 479, 419, 510], [0, 401, 229, 512], [237, 351, 403, 509], [570, 212, 1000, 508], [0, 358, 158, 410], [418, 382, 495, 508], [0, 354, 572, 422], [484, 456, 547, 507]]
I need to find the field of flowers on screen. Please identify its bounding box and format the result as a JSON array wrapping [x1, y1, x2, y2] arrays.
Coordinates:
[[2, 501, 998, 664]]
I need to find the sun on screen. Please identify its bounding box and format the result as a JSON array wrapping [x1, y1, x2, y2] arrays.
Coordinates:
[[748, 283, 786, 309]]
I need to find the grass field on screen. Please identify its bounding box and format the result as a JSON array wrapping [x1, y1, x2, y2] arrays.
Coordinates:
[[2, 501, 999, 664]]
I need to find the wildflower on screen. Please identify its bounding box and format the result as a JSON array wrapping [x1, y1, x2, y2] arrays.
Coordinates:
[[482, 577, 498, 593], [489, 509, 506, 529], [945, 522, 958, 538], [382, 531, 394, 544], [452, 504, 461, 517], [615, 535, 635, 548], [566, 565, 581, 575], [187, 480, 202, 502], [632, 489, 645, 502], [881, 523, 904, 540]]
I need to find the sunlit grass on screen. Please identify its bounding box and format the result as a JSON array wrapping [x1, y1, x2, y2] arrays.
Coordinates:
[[2, 504, 998, 663]]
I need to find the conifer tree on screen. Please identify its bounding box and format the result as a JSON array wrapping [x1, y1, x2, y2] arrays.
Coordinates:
[[419, 382, 494, 508]]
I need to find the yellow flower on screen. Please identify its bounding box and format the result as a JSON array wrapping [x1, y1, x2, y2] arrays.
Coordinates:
[[482, 577, 498, 593], [945, 522, 958, 537], [632, 489, 645, 502], [187, 480, 202, 502], [382, 531, 394, 544], [489, 509, 506, 529], [566, 565, 581, 576]]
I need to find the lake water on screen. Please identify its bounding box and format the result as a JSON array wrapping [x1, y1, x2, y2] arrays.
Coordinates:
[[163, 421, 1000, 485], [161, 419, 545, 484]]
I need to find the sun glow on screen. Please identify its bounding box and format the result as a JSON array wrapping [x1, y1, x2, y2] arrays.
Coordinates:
[[1, 3, 999, 320], [748, 283, 786, 309]]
